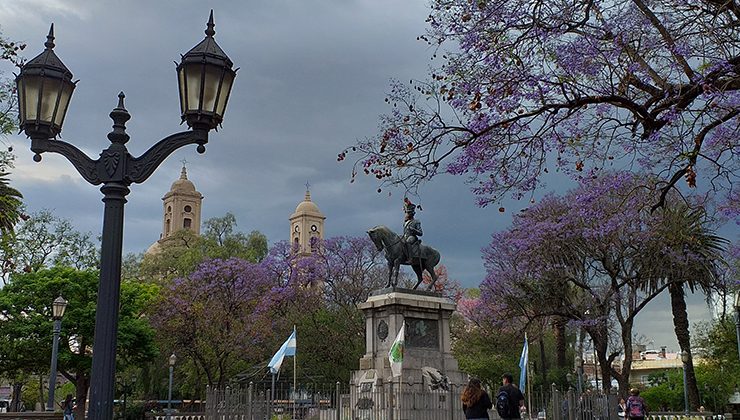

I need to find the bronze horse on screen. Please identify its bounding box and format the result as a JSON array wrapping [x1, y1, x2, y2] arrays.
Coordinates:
[[367, 225, 440, 290]]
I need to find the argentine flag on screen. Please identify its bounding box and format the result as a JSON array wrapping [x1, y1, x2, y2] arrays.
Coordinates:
[[268, 327, 297, 375], [519, 334, 529, 394]]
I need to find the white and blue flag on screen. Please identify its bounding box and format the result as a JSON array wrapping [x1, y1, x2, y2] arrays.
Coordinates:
[[519, 334, 529, 394], [268, 327, 297, 375]]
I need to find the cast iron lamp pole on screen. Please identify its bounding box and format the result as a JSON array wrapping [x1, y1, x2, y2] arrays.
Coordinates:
[[166, 353, 176, 420], [45, 295, 67, 412], [15, 12, 236, 420]]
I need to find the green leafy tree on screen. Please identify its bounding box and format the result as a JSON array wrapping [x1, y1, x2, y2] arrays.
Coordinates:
[[641, 370, 685, 412], [140, 213, 267, 282], [694, 318, 740, 411], [0, 27, 24, 134], [0, 210, 99, 285], [0, 267, 158, 417]]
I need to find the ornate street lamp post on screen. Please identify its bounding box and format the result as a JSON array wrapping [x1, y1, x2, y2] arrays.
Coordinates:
[[166, 353, 177, 420], [45, 295, 67, 411], [15, 12, 235, 420]]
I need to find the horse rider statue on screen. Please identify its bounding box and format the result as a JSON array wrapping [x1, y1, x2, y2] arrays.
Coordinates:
[[403, 198, 422, 265]]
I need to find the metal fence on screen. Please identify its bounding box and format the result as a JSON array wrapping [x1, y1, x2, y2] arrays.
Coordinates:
[[205, 381, 469, 420], [203, 382, 727, 420], [205, 382, 342, 420]]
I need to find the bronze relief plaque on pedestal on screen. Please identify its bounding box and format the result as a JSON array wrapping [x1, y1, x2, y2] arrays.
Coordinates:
[[405, 317, 439, 349]]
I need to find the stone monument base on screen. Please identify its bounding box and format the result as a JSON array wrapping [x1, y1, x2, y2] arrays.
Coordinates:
[[351, 287, 466, 392]]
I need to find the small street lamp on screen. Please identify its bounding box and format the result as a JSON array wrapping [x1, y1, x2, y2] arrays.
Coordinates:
[[681, 350, 690, 414], [575, 356, 584, 395], [46, 295, 67, 411], [15, 12, 235, 420], [166, 353, 177, 420]]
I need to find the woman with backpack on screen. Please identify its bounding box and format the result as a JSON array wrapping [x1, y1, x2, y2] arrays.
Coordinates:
[[625, 388, 648, 420], [461, 378, 493, 419]]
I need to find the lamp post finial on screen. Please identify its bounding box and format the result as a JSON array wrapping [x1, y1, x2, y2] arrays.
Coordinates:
[[45, 24, 55, 50], [205, 10, 215, 37]]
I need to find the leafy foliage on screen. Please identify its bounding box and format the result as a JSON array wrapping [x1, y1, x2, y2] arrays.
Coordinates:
[[0, 267, 158, 417], [694, 318, 740, 409], [347, 0, 740, 214], [0, 210, 98, 285], [0, 27, 25, 136], [140, 213, 267, 282], [477, 172, 726, 394], [149, 258, 287, 388]]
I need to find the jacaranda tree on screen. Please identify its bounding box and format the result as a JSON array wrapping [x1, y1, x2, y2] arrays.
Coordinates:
[[150, 258, 290, 388], [260, 237, 388, 383], [480, 172, 726, 394], [346, 0, 739, 213]]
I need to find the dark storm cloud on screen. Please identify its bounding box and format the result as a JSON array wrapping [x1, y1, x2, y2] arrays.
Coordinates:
[[0, 0, 720, 350]]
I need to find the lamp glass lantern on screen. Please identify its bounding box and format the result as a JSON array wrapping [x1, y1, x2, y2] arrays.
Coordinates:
[[52, 295, 68, 320], [681, 350, 689, 363], [15, 24, 76, 139], [177, 10, 236, 131], [169, 353, 177, 367]]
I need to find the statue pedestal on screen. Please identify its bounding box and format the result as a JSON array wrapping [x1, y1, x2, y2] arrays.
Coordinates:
[[351, 287, 466, 389]]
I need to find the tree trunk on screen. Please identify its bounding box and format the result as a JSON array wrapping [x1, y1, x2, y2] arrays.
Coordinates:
[[613, 319, 634, 399], [9, 382, 22, 412], [553, 317, 567, 368], [539, 335, 548, 386], [587, 324, 612, 392], [669, 283, 701, 410], [74, 373, 89, 420]]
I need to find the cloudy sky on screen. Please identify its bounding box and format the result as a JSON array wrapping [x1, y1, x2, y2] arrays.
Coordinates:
[[0, 0, 731, 351]]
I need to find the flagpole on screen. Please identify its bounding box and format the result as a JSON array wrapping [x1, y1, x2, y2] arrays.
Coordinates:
[[527, 362, 533, 419], [397, 372, 402, 420], [293, 326, 297, 420]]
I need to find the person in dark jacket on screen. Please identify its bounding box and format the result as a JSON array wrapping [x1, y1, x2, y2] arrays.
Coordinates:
[[498, 373, 525, 420], [61, 394, 74, 420], [462, 378, 493, 419]]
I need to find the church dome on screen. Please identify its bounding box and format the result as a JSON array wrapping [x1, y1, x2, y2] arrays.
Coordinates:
[[292, 190, 324, 217], [145, 240, 161, 255], [170, 166, 196, 193]]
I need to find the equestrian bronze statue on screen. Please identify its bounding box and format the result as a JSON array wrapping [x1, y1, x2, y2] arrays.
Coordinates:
[[366, 199, 441, 290]]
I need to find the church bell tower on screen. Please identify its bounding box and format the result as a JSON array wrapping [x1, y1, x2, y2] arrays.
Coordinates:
[[289, 186, 325, 255], [161, 165, 203, 240]]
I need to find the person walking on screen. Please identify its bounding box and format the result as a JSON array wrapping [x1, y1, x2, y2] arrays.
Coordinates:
[[496, 373, 525, 420], [61, 394, 74, 420], [625, 388, 648, 420], [617, 398, 627, 418], [461, 378, 493, 420]]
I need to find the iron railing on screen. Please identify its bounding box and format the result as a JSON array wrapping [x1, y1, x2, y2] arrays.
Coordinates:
[[202, 382, 727, 420]]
